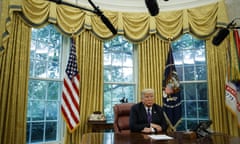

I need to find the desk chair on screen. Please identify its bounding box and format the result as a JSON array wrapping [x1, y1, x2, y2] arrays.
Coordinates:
[[113, 103, 134, 133]]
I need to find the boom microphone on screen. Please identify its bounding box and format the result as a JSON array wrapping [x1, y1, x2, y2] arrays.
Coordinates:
[[145, 0, 159, 16], [99, 15, 117, 35], [212, 19, 236, 46], [88, 0, 117, 35], [212, 28, 229, 46], [49, 0, 61, 4]]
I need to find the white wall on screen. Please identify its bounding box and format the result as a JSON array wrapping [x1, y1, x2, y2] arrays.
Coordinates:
[[225, 0, 240, 21]]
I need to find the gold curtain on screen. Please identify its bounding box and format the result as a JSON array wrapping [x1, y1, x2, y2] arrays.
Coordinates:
[[206, 33, 240, 136], [0, 13, 31, 144], [137, 35, 169, 103], [63, 31, 104, 143]]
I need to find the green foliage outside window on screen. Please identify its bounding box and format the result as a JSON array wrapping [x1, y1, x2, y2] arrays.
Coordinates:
[[27, 25, 62, 143]]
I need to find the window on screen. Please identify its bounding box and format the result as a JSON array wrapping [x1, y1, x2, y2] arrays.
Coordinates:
[[27, 25, 65, 143], [103, 36, 136, 121], [171, 34, 208, 130]]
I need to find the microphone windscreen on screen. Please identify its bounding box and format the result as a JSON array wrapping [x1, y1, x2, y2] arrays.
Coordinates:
[[49, 0, 62, 4], [100, 15, 117, 35], [145, 0, 159, 16], [212, 28, 229, 46]]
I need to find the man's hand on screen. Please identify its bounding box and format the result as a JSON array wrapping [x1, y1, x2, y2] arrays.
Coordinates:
[[150, 123, 162, 132], [141, 127, 152, 133]]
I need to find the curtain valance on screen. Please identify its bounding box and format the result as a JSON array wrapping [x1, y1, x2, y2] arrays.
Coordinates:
[[1, 0, 229, 54]]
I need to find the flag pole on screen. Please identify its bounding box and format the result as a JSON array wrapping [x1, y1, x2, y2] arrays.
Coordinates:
[[61, 29, 81, 133], [162, 36, 182, 131]]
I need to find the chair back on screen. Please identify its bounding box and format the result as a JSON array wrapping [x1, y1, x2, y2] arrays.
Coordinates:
[[113, 103, 134, 133]]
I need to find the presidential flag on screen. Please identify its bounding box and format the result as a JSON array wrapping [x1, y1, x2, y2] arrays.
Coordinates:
[[225, 29, 240, 127], [61, 37, 80, 132], [225, 80, 240, 127], [162, 47, 182, 131]]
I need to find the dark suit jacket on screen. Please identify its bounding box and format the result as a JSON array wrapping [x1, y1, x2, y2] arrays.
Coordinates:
[[129, 102, 168, 132]]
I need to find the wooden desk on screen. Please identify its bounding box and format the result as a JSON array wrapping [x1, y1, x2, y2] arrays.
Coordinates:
[[87, 120, 113, 132], [81, 132, 240, 144]]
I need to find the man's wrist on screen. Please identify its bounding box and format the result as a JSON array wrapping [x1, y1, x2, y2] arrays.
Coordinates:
[[154, 128, 157, 133], [151, 127, 157, 133], [151, 127, 155, 133]]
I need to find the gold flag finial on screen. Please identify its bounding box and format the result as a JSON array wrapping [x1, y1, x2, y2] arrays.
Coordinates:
[[168, 35, 173, 42]]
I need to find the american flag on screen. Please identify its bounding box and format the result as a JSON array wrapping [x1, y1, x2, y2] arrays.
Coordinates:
[[61, 37, 80, 132]]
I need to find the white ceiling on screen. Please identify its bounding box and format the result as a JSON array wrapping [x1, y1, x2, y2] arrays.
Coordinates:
[[63, 0, 240, 24], [65, 0, 219, 12]]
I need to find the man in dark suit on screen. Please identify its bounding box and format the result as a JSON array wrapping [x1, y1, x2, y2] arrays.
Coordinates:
[[130, 88, 168, 133]]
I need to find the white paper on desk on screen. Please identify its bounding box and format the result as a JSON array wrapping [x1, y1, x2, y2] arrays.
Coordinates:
[[148, 134, 173, 140]]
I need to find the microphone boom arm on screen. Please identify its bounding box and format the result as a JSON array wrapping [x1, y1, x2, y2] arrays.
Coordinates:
[[48, 0, 117, 34], [228, 18, 240, 29], [49, 0, 95, 13], [88, 0, 102, 15]]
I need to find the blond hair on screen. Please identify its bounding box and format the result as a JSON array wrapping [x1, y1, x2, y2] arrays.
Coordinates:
[[141, 88, 154, 98]]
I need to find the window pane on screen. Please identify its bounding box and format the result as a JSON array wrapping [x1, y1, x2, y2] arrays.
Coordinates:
[[31, 101, 45, 121], [111, 85, 135, 103], [172, 34, 208, 131], [45, 122, 57, 141], [111, 66, 123, 81], [28, 80, 47, 100], [183, 50, 195, 64], [177, 119, 185, 130], [104, 84, 135, 121], [197, 83, 207, 100], [195, 49, 205, 64], [181, 101, 185, 117], [47, 81, 61, 100], [176, 66, 183, 81], [198, 101, 208, 118], [174, 51, 183, 65], [26, 123, 30, 143], [184, 65, 195, 81], [48, 61, 60, 79], [196, 65, 206, 80], [104, 52, 111, 65], [185, 83, 196, 100], [35, 60, 47, 78], [103, 35, 135, 121], [46, 101, 58, 120], [104, 67, 112, 82], [27, 24, 63, 144], [31, 122, 44, 143], [112, 53, 123, 66], [122, 67, 133, 82], [103, 84, 113, 120], [29, 59, 34, 77], [186, 101, 197, 118], [122, 53, 133, 67]]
